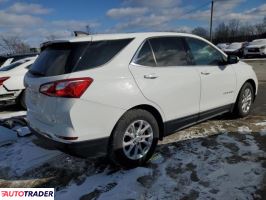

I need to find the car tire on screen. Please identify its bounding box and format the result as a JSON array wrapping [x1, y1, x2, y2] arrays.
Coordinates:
[[234, 82, 254, 118], [108, 109, 159, 168]]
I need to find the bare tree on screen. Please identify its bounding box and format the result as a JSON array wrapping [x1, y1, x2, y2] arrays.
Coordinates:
[[214, 22, 229, 42], [228, 19, 240, 38], [0, 35, 30, 54], [192, 27, 208, 38]]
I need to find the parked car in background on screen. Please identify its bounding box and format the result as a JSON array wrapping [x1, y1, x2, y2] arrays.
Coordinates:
[[25, 32, 258, 167], [244, 39, 266, 58], [224, 42, 245, 57], [0, 55, 7, 67], [216, 43, 229, 51], [0, 53, 38, 68], [0, 56, 37, 108]]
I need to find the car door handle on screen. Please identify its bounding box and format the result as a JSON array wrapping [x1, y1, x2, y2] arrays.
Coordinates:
[[144, 74, 158, 79], [201, 72, 211, 75]]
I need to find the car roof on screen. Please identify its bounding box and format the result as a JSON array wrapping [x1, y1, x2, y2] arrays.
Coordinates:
[[43, 32, 202, 44]]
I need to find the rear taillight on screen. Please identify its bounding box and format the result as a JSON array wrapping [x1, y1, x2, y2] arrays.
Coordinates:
[[40, 78, 93, 98], [0, 77, 9, 86]]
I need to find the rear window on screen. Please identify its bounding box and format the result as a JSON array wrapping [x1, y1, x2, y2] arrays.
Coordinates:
[[30, 39, 133, 76], [0, 60, 27, 71]]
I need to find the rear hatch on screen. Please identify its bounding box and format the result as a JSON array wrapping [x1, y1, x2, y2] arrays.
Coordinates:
[[25, 41, 89, 125], [25, 38, 133, 125]]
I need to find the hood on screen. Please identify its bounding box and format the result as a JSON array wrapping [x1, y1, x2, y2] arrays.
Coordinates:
[[224, 48, 240, 52], [246, 44, 266, 48]]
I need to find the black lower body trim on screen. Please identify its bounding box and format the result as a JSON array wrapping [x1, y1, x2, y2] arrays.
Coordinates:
[[164, 104, 234, 136], [30, 127, 109, 158]]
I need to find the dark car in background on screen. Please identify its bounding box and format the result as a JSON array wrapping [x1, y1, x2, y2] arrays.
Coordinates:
[[223, 42, 248, 58]]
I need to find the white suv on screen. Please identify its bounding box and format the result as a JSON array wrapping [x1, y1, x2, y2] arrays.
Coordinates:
[[244, 39, 266, 58], [25, 32, 258, 167], [0, 56, 37, 108]]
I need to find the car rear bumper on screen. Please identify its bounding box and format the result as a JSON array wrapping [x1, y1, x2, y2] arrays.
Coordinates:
[[30, 126, 109, 158], [0, 86, 22, 105]]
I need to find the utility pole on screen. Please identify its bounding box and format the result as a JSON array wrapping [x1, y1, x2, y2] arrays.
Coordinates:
[[210, 0, 214, 42]]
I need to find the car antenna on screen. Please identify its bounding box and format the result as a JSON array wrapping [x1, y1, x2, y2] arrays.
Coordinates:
[[73, 31, 90, 37]]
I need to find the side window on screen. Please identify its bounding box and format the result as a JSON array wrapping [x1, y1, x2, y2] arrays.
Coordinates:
[[149, 37, 189, 66], [134, 41, 156, 66], [77, 39, 133, 71], [185, 37, 226, 65]]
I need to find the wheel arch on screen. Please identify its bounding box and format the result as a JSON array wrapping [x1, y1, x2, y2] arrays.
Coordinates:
[[129, 104, 165, 140], [235, 79, 257, 106], [110, 104, 165, 143]]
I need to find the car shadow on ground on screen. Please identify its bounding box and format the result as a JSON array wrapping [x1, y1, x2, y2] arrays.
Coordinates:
[[0, 105, 24, 113]]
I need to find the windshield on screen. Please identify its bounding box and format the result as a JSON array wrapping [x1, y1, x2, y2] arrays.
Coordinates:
[[30, 39, 133, 77], [227, 43, 242, 49], [250, 39, 266, 46]]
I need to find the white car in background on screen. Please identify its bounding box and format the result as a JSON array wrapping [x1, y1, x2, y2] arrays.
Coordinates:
[[223, 42, 245, 57], [25, 32, 258, 167], [244, 39, 266, 58], [0, 56, 37, 108], [216, 43, 229, 51], [0, 53, 38, 68]]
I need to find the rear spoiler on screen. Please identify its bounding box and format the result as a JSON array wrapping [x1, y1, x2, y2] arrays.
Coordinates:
[[40, 40, 70, 51], [40, 31, 90, 51]]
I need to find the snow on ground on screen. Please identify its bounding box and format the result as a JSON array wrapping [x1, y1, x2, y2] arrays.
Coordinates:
[[237, 126, 252, 134], [57, 167, 152, 200], [0, 135, 62, 177], [0, 126, 17, 146], [260, 129, 266, 136], [0, 115, 266, 199], [255, 121, 266, 126], [53, 131, 266, 200]]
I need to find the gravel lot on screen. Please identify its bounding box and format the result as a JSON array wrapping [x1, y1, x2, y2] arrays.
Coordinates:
[[0, 59, 266, 200]]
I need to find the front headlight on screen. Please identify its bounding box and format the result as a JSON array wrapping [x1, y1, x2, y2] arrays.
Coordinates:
[[260, 46, 266, 50]]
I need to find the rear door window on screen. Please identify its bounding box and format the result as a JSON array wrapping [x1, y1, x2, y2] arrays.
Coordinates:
[[30, 39, 133, 76], [134, 41, 156, 66], [149, 37, 189, 66]]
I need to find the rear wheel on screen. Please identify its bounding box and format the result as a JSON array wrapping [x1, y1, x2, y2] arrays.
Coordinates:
[[234, 82, 254, 117], [108, 109, 159, 167]]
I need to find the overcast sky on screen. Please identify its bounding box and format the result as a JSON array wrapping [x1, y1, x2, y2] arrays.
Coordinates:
[[0, 0, 265, 47]]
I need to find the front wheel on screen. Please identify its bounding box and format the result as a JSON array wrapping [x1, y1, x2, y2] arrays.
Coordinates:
[[108, 109, 159, 167], [234, 82, 254, 117]]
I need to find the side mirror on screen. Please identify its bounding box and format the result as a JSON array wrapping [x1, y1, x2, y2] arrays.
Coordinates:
[[227, 55, 239, 64]]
